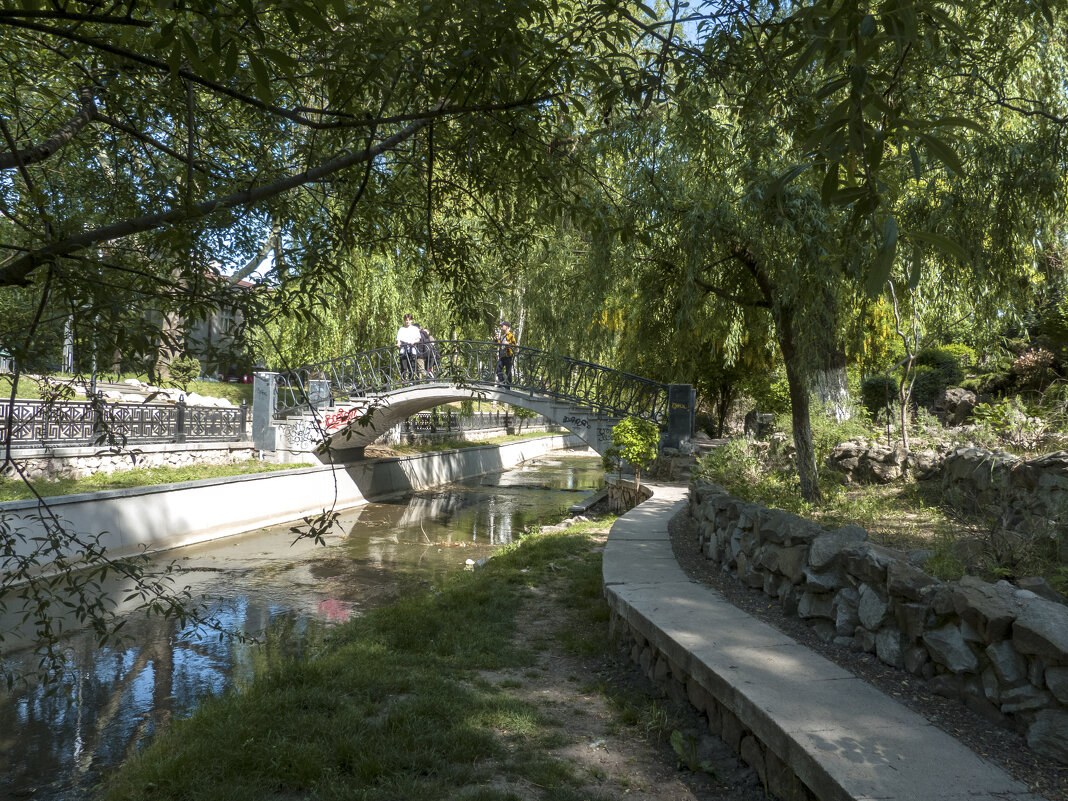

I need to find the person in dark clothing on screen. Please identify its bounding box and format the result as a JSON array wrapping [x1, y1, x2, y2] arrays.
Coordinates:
[[494, 320, 517, 388], [420, 326, 441, 378]]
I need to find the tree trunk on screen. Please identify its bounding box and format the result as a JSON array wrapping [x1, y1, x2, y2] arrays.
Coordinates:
[[783, 342, 822, 502], [811, 346, 851, 421]]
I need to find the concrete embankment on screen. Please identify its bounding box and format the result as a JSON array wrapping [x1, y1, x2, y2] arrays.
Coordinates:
[[4, 434, 582, 568], [602, 483, 1041, 801]]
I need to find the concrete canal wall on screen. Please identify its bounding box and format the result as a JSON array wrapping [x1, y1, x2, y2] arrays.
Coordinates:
[[4, 434, 583, 568]]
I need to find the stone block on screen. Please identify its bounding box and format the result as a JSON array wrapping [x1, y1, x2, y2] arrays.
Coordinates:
[[923, 624, 979, 673], [876, 627, 905, 668], [797, 591, 834, 620], [952, 576, 1020, 642], [1045, 666, 1068, 704], [801, 565, 846, 593], [833, 588, 860, 636], [763, 571, 780, 598], [842, 542, 901, 586], [739, 735, 766, 784], [981, 667, 1001, 703], [652, 654, 671, 684], [904, 645, 928, 675], [887, 559, 942, 601], [929, 673, 964, 701], [855, 627, 877, 653], [810, 619, 837, 642], [895, 601, 930, 639], [858, 583, 890, 630], [765, 748, 807, 801], [780, 583, 799, 617], [719, 708, 743, 751], [1027, 709, 1068, 763], [775, 545, 808, 584], [984, 641, 1028, 687], [999, 684, 1051, 714], [1013, 596, 1068, 659], [687, 677, 712, 714], [808, 524, 868, 570]]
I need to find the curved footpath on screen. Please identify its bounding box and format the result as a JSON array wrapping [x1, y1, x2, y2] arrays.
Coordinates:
[[602, 483, 1043, 801]]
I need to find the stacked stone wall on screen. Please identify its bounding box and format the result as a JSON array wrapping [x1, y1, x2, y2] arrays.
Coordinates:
[[688, 479, 1068, 765], [608, 613, 815, 801], [13, 445, 257, 481], [941, 448, 1068, 561]]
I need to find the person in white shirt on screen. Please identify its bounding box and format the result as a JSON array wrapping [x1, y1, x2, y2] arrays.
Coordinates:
[[396, 313, 422, 381]]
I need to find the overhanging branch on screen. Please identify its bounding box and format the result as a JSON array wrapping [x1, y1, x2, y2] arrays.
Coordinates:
[[0, 86, 96, 170], [0, 116, 434, 287]]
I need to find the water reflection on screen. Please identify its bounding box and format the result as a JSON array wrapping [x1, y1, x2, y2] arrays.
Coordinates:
[[0, 452, 602, 800]]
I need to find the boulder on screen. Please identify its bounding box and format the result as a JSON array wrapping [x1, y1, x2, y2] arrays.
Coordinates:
[[798, 591, 834, 620], [1012, 597, 1068, 660], [1016, 576, 1067, 606], [833, 588, 860, 636], [923, 624, 979, 673], [936, 387, 978, 425], [887, 559, 941, 602], [951, 576, 1020, 642], [876, 628, 905, 668], [1027, 710, 1068, 763], [809, 525, 868, 570], [984, 640, 1028, 687], [1045, 666, 1068, 705], [999, 685, 1051, 714], [857, 584, 890, 630], [842, 542, 901, 586]]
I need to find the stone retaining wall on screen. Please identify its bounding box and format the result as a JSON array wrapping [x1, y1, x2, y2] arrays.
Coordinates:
[[608, 616, 814, 800], [688, 479, 1068, 765], [11, 442, 258, 481], [941, 447, 1068, 561]]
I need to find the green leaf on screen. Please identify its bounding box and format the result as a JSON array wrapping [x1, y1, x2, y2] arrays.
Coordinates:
[[907, 230, 969, 263], [916, 132, 963, 175], [859, 14, 876, 36], [865, 215, 898, 296], [909, 143, 922, 180], [248, 53, 272, 103]]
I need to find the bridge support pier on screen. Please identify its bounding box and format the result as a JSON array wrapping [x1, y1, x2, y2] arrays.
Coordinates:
[[664, 384, 695, 449], [253, 371, 279, 451]]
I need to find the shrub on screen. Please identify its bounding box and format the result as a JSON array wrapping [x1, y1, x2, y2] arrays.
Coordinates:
[[940, 343, 977, 370], [910, 365, 944, 407], [915, 347, 965, 387], [860, 375, 897, 418], [1012, 347, 1057, 390], [603, 416, 660, 488], [169, 355, 201, 390]]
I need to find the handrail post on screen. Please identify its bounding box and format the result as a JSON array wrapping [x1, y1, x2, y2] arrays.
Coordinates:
[[175, 397, 187, 443]]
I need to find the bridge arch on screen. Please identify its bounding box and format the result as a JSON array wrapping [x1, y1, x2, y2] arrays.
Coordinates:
[[253, 340, 693, 458]]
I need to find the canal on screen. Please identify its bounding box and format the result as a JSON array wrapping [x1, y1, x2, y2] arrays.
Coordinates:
[[0, 450, 604, 800]]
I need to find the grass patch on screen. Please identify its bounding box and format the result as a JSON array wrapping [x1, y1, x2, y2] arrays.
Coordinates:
[[0, 460, 312, 502], [0, 374, 253, 405], [104, 527, 606, 801]]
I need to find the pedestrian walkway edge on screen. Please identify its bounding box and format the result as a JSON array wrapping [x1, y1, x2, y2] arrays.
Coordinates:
[[601, 482, 1042, 801]]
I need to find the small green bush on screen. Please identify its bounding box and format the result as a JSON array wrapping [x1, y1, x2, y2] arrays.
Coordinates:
[[940, 343, 977, 370], [915, 347, 965, 387], [169, 355, 201, 390], [910, 365, 945, 407], [860, 375, 897, 418]]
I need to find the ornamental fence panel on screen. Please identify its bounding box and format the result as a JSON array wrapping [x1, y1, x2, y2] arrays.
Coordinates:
[[0, 398, 248, 449]]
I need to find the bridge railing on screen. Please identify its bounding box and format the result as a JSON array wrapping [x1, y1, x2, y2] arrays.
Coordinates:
[[273, 340, 669, 423]]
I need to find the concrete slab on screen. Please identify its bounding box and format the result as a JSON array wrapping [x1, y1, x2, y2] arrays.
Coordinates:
[[603, 482, 1038, 801]]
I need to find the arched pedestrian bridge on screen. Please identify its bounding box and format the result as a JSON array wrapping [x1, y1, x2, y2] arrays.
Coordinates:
[[252, 341, 694, 459]]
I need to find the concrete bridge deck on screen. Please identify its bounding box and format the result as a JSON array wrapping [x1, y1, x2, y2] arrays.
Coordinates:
[[603, 483, 1043, 801]]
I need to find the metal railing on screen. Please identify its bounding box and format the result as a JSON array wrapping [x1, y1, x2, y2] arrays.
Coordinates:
[[0, 397, 248, 449], [403, 409, 552, 434], [273, 340, 668, 422]]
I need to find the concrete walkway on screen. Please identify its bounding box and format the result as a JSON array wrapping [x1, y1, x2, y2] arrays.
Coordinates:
[[602, 483, 1044, 801]]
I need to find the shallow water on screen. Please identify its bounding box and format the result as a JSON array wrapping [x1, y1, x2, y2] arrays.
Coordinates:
[[0, 451, 603, 800]]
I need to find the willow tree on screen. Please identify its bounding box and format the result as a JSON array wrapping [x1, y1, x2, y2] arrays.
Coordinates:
[[575, 0, 1068, 501], [0, 0, 650, 681]]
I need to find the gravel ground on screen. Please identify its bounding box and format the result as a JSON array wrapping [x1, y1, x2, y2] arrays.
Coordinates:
[[668, 509, 1068, 801]]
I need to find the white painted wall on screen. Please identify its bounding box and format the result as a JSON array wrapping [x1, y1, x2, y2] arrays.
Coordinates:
[[3, 434, 583, 571]]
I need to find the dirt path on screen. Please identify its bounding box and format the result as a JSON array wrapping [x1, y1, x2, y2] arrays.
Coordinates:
[[470, 530, 772, 801]]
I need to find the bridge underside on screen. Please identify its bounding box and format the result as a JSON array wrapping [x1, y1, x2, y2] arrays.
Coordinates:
[[314, 384, 622, 456]]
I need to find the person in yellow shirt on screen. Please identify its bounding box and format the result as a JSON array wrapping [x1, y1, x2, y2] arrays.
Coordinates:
[[494, 320, 517, 388]]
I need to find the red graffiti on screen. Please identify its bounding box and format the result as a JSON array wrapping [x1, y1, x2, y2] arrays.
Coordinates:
[[324, 406, 360, 431]]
